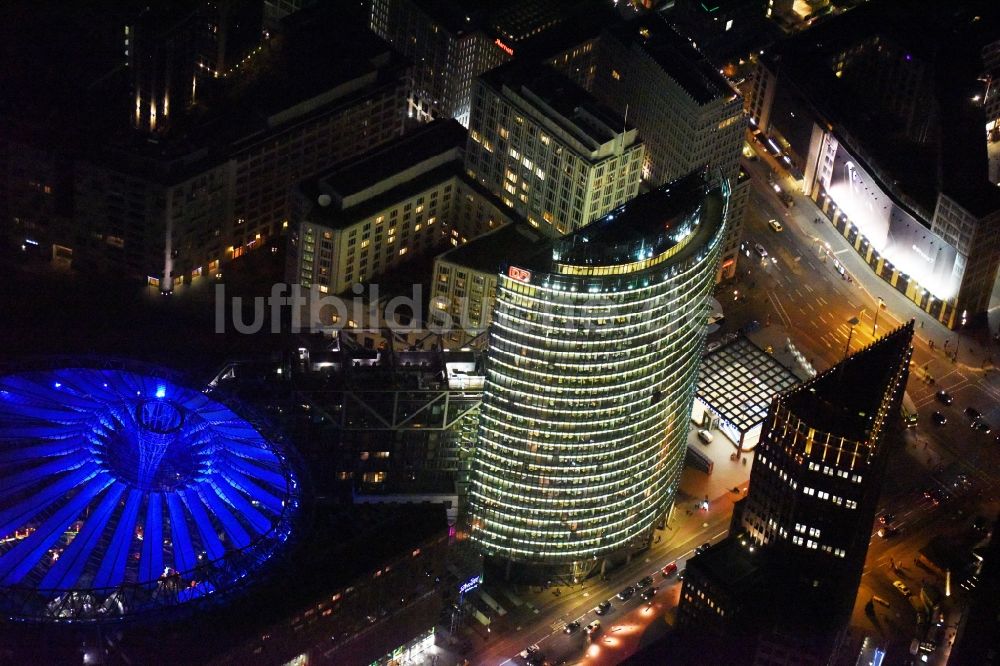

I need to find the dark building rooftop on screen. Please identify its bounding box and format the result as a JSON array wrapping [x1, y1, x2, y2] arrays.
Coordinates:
[[605, 14, 741, 105], [553, 170, 709, 267], [437, 223, 546, 275], [307, 120, 467, 202], [782, 321, 913, 440], [949, 518, 1000, 663], [688, 536, 765, 595], [410, 0, 610, 43], [479, 61, 632, 147]]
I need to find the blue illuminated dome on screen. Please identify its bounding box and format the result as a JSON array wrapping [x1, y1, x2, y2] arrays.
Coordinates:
[[0, 365, 301, 622]]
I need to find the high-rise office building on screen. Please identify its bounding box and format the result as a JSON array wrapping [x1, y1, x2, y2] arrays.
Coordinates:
[[733, 321, 913, 603], [594, 15, 747, 281], [469, 170, 728, 581], [672, 322, 915, 663], [465, 61, 644, 238], [368, 0, 614, 126], [368, 0, 512, 125]]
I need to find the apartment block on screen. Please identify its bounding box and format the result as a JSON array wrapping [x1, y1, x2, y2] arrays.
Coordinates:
[[289, 120, 517, 295], [595, 16, 747, 280], [465, 61, 644, 238]]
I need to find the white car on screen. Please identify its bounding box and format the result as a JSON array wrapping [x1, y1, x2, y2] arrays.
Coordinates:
[[754, 242, 768, 258], [697, 429, 714, 444]]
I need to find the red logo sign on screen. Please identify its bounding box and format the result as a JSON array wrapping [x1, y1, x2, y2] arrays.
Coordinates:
[[508, 266, 531, 283], [495, 38, 515, 57]]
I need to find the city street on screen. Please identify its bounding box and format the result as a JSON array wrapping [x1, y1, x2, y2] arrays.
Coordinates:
[[447, 144, 1000, 666], [468, 488, 737, 666]]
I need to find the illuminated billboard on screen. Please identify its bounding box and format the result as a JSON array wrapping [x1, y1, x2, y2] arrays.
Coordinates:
[[821, 139, 961, 300]]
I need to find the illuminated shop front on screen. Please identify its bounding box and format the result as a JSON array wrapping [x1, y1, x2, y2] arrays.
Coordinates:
[[372, 627, 436, 666], [807, 129, 964, 326], [469, 172, 728, 580]]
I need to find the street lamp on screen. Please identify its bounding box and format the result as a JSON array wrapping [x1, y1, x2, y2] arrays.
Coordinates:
[[873, 297, 884, 335], [953, 310, 968, 363], [845, 316, 860, 357]]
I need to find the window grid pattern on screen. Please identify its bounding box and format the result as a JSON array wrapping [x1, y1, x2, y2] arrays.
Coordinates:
[[470, 194, 726, 565]]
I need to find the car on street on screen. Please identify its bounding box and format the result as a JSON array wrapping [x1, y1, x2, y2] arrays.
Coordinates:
[[585, 620, 601, 636], [564, 621, 580, 634], [973, 516, 990, 535], [923, 487, 948, 506], [754, 242, 768, 258], [662, 562, 678, 578], [519, 644, 541, 660], [594, 600, 612, 615], [932, 411, 947, 426], [878, 513, 895, 525], [637, 575, 654, 589], [936, 390, 953, 405], [768, 219, 783, 232], [697, 429, 714, 444], [877, 526, 900, 539], [641, 587, 657, 601], [617, 586, 635, 601], [974, 419, 992, 434], [893, 580, 912, 597], [965, 407, 982, 421]]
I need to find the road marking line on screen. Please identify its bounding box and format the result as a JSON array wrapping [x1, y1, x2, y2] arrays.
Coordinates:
[[804, 283, 814, 293]]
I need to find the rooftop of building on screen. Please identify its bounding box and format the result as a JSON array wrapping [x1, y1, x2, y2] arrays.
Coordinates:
[[782, 321, 913, 441], [305, 120, 467, 202], [506, 0, 615, 61], [479, 60, 634, 148], [410, 0, 610, 42], [298, 338, 485, 392], [436, 223, 547, 276], [604, 14, 741, 106], [949, 518, 1000, 662], [697, 333, 801, 434], [552, 169, 709, 267], [686, 536, 766, 595], [765, 0, 1000, 216], [5, 3, 405, 183]]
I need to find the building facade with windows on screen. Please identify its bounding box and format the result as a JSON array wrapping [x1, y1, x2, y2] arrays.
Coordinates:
[[469, 171, 728, 581], [288, 121, 516, 296], [465, 62, 644, 239], [429, 223, 546, 348], [594, 16, 748, 281], [671, 323, 914, 664], [368, 0, 512, 125], [733, 322, 914, 606]]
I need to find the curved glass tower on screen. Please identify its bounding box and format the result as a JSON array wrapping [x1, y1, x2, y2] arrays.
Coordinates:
[[470, 172, 728, 579]]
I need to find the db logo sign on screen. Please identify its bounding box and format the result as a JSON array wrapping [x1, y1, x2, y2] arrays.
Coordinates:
[[508, 266, 532, 283]]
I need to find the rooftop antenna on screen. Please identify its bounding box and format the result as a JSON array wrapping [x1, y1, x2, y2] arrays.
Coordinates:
[[618, 104, 629, 154]]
